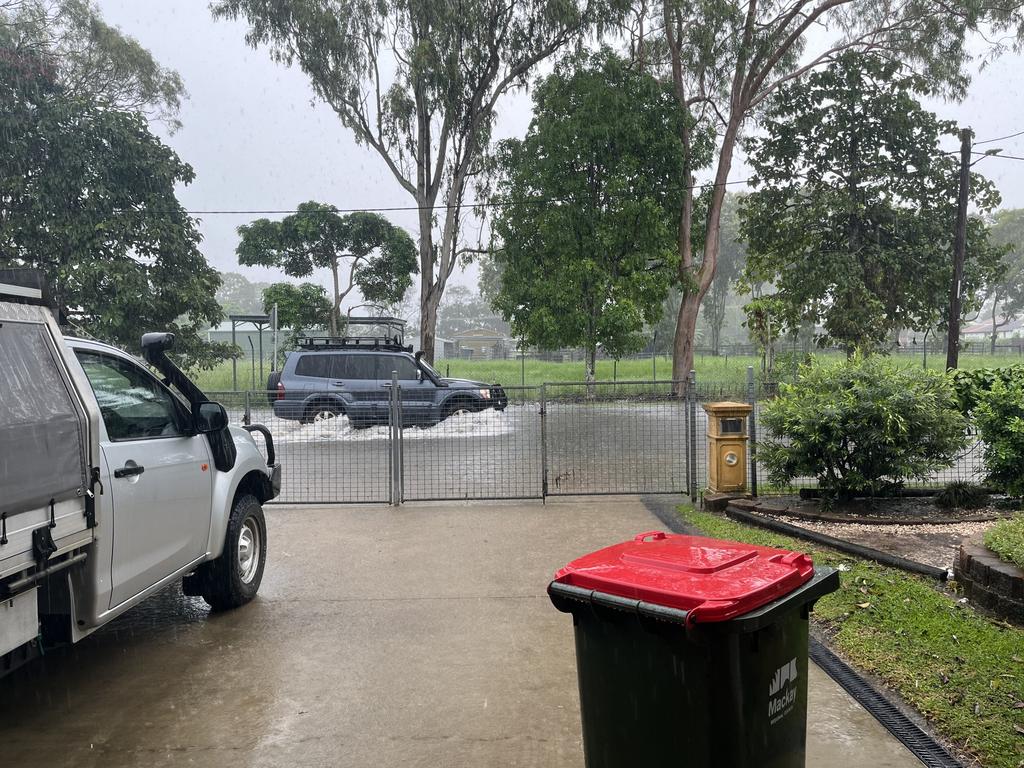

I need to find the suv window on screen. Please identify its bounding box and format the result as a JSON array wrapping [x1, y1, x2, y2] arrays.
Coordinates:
[[295, 354, 334, 378], [338, 355, 377, 380], [77, 351, 185, 441], [380, 355, 419, 380]]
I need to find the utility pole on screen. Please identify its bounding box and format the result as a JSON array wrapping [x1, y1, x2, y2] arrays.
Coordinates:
[[946, 127, 972, 370]]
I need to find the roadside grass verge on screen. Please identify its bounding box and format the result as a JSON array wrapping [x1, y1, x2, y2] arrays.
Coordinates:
[[678, 505, 1024, 768], [190, 351, 1024, 394], [986, 515, 1024, 571]]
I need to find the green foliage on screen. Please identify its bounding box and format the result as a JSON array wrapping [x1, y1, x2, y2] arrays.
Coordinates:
[[759, 356, 967, 498], [951, 365, 1024, 414], [217, 272, 273, 316], [235, 203, 417, 336], [985, 209, 1024, 348], [213, 0, 619, 362], [974, 376, 1024, 496], [934, 481, 989, 510], [1, 0, 185, 130], [742, 296, 790, 380], [984, 515, 1024, 571], [678, 505, 1024, 768], [262, 282, 332, 336], [741, 54, 1004, 353], [0, 44, 227, 368], [488, 50, 705, 378]]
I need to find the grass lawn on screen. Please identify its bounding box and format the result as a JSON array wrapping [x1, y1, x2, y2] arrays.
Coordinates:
[[679, 505, 1024, 768], [190, 350, 1024, 393], [986, 516, 1024, 571]]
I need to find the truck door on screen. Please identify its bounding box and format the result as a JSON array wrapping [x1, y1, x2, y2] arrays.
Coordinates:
[[74, 350, 213, 608]]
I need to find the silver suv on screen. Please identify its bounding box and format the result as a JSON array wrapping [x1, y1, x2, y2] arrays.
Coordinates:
[[269, 338, 507, 428]]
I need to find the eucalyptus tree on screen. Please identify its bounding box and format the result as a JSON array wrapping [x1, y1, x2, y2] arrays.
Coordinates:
[[656, 0, 981, 383], [214, 0, 622, 362]]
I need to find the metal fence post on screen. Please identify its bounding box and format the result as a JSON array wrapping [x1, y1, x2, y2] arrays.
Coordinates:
[[389, 370, 402, 506], [540, 384, 548, 500], [747, 366, 758, 498], [688, 369, 698, 504], [243, 390, 251, 426]]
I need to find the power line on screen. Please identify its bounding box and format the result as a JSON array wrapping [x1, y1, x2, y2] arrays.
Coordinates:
[[973, 129, 1024, 146], [971, 150, 1024, 162], [140, 177, 756, 217]]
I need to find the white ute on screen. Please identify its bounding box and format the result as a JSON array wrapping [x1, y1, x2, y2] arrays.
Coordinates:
[[0, 270, 281, 676]]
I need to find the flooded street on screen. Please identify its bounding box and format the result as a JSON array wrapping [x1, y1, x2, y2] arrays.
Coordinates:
[[1, 500, 922, 767]]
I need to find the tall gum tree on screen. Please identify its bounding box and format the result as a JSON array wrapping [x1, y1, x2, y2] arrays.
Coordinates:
[[213, 0, 623, 362], [657, 0, 980, 386]]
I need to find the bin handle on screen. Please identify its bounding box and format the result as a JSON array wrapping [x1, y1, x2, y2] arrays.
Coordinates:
[[634, 530, 668, 543]]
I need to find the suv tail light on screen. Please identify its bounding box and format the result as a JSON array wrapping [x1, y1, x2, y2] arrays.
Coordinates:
[[276, 381, 285, 401]]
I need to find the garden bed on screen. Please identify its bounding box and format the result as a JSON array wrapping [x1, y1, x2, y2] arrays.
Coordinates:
[[679, 505, 1024, 768]]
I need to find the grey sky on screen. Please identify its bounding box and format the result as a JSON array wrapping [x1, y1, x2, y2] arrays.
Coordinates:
[[96, 1, 1024, 309]]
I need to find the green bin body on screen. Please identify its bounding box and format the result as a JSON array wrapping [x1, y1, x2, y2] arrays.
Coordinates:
[[549, 532, 838, 768]]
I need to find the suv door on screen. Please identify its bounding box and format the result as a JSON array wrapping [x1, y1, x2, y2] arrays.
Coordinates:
[[378, 354, 435, 427], [333, 353, 387, 425], [75, 350, 213, 608]]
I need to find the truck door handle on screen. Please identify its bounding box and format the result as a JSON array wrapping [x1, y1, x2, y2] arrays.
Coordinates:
[[114, 464, 145, 478]]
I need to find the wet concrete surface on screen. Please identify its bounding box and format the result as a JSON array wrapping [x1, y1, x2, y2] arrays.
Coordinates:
[[1, 498, 922, 767]]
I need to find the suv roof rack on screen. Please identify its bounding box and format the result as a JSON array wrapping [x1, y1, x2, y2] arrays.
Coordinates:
[[297, 336, 414, 353]]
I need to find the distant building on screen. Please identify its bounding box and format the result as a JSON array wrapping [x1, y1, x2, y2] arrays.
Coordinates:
[[450, 328, 512, 359], [961, 316, 1024, 341]]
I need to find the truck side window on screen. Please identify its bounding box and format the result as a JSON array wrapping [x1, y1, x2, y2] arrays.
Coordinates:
[[76, 352, 184, 441]]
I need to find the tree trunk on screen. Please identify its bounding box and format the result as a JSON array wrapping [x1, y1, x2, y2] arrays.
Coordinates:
[[329, 262, 340, 337], [417, 200, 437, 362], [672, 296, 701, 385], [585, 342, 596, 383]]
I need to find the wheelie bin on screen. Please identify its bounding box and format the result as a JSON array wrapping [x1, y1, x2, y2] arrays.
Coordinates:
[[548, 530, 838, 768]]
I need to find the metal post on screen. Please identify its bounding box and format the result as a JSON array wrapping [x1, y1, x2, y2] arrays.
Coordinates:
[[272, 303, 278, 372], [243, 390, 251, 427], [540, 384, 548, 500], [258, 323, 264, 388], [747, 366, 757, 498], [231, 321, 237, 390], [688, 369, 698, 504], [389, 370, 402, 506], [652, 332, 657, 381]]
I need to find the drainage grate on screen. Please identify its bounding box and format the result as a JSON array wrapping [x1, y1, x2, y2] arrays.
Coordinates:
[[810, 638, 965, 768]]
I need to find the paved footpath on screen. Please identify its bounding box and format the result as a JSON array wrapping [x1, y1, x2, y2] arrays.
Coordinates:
[[0, 497, 922, 767]]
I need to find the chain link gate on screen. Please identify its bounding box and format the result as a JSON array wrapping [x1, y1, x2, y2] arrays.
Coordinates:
[[216, 368, 764, 504]]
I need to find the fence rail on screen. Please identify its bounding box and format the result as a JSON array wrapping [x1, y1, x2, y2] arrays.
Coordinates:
[[210, 368, 986, 504]]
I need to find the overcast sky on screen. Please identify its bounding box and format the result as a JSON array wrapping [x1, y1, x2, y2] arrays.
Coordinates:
[[96, 1, 1024, 308]]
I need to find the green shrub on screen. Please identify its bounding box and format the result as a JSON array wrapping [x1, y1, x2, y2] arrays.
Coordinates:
[[984, 515, 1024, 570], [974, 376, 1024, 496], [758, 356, 967, 498], [951, 364, 1024, 414], [934, 481, 989, 510]]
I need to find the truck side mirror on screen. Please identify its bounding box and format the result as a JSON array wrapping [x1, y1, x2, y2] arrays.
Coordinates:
[[194, 402, 228, 434]]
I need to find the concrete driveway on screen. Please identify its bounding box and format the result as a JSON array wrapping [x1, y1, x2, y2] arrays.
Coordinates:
[[0, 498, 921, 767]]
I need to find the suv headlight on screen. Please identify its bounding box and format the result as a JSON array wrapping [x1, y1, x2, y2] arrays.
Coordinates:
[[478, 388, 491, 399]]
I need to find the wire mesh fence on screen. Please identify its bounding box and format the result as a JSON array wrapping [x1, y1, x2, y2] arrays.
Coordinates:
[[207, 368, 989, 504], [399, 386, 543, 501]]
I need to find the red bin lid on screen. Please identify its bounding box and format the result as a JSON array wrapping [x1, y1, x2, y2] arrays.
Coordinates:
[[552, 531, 814, 624]]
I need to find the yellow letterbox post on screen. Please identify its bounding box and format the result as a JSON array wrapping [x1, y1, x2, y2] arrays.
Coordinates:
[[703, 401, 753, 494]]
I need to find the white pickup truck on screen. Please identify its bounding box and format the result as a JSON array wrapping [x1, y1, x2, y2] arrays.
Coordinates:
[[1, 270, 281, 676]]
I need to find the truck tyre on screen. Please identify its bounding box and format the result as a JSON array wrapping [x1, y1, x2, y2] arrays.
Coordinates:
[[199, 494, 267, 611]]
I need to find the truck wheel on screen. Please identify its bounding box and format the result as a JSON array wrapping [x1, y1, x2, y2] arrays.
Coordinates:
[[266, 372, 281, 406], [200, 494, 267, 611], [302, 401, 341, 425]]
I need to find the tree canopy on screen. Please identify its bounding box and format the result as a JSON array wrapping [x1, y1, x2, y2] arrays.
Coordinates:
[[235, 204, 417, 337], [213, 0, 621, 363], [488, 51, 703, 379], [1, 0, 185, 130], [0, 44, 226, 366], [740, 54, 1004, 353], [262, 282, 333, 337], [985, 208, 1024, 349]]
